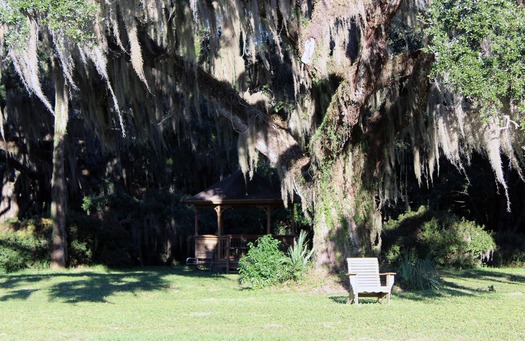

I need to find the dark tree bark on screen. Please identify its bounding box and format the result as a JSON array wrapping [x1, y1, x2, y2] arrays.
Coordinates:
[[50, 67, 69, 269]]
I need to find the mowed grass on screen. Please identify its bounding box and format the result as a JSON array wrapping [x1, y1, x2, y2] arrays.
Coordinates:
[[0, 266, 524, 340]]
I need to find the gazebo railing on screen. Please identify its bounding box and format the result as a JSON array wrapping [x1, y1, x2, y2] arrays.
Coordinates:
[[186, 234, 295, 273]]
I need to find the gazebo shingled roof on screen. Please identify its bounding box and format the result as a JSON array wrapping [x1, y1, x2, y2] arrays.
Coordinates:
[[184, 170, 295, 236], [184, 170, 284, 206]]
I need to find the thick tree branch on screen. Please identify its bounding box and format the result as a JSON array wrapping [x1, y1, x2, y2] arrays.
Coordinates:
[[0, 142, 44, 176], [145, 47, 305, 172], [363, 51, 435, 173], [376, 50, 432, 89]]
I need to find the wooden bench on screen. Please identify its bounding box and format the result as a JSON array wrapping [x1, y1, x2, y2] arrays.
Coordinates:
[[346, 257, 396, 305]]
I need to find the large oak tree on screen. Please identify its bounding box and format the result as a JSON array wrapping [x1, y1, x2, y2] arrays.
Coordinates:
[[1, 0, 524, 269]]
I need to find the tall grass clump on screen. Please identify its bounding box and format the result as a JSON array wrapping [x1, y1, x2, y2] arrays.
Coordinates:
[[283, 230, 314, 280], [398, 251, 441, 290]]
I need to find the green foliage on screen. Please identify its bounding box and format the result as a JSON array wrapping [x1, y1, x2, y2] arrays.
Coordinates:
[[419, 216, 496, 268], [0, 0, 97, 47], [68, 239, 93, 267], [383, 243, 402, 265], [81, 179, 119, 215], [510, 251, 525, 267], [238, 235, 289, 288], [283, 230, 314, 281], [398, 251, 441, 291], [0, 218, 52, 272], [382, 206, 496, 268], [424, 0, 525, 120], [66, 214, 100, 267], [238, 232, 315, 288]]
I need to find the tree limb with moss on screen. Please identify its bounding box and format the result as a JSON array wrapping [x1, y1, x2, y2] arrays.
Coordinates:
[[0, 0, 98, 268]]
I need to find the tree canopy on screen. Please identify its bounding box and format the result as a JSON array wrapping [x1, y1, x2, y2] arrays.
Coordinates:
[[425, 0, 525, 123], [0, 0, 524, 270]]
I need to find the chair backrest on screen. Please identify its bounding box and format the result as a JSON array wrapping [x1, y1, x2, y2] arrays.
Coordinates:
[[347, 257, 381, 287]]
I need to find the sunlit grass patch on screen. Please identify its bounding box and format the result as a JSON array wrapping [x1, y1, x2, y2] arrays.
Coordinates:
[[0, 266, 523, 340]]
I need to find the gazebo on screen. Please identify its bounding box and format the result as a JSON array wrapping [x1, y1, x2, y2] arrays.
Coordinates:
[[184, 170, 296, 272]]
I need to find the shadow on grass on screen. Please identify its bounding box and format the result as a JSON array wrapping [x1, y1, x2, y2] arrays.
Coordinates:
[[330, 295, 396, 305], [444, 268, 525, 285], [0, 266, 228, 303], [331, 266, 525, 302], [329, 295, 348, 304], [393, 268, 525, 301]]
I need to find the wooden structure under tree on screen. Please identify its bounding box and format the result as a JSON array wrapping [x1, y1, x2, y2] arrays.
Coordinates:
[[184, 170, 297, 273]]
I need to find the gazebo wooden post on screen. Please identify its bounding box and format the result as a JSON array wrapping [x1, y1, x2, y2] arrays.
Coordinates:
[[214, 205, 224, 236], [194, 207, 199, 236], [184, 170, 297, 273], [258, 206, 272, 235]]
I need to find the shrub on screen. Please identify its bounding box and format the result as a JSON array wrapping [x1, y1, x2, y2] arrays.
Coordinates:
[[238, 232, 315, 288], [0, 218, 52, 273], [381, 206, 432, 265], [511, 252, 525, 267], [66, 213, 100, 267], [382, 206, 496, 268], [419, 217, 496, 268], [238, 235, 289, 288]]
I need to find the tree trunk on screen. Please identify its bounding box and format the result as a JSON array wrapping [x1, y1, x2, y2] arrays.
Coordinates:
[[309, 0, 403, 269], [139, 2, 429, 269], [312, 150, 383, 269], [0, 169, 20, 222], [50, 68, 69, 269]]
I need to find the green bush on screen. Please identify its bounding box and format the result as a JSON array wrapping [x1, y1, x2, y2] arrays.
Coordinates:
[[238, 232, 315, 288], [69, 239, 93, 267], [419, 217, 495, 268], [382, 206, 496, 268], [66, 213, 100, 267], [511, 252, 525, 267], [238, 235, 289, 288], [381, 205, 431, 265], [0, 218, 51, 273], [383, 243, 402, 265]]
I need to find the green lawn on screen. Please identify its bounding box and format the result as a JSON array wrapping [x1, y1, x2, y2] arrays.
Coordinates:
[[0, 266, 524, 340]]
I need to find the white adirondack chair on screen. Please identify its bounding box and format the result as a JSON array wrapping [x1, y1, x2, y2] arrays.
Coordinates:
[[346, 257, 396, 304]]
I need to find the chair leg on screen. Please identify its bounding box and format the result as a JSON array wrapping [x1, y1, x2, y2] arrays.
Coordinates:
[[378, 293, 390, 304], [347, 292, 355, 304]]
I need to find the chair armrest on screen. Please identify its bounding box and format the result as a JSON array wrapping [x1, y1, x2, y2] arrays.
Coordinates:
[[380, 272, 396, 288]]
